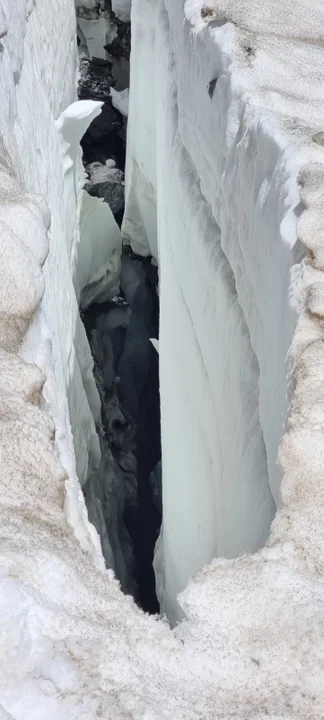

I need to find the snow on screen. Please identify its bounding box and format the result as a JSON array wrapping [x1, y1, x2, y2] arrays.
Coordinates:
[[1, 0, 324, 717], [110, 87, 129, 117], [85, 158, 124, 196], [150, 338, 159, 353], [86, 158, 122, 183], [55, 99, 103, 194]]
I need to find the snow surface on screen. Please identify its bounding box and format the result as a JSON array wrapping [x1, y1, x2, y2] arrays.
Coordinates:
[[1, 0, 324, 717]]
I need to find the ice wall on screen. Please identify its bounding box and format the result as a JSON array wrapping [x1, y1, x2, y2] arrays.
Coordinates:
[[123, 0, 324, 623], [2, 0, 122, 550], [125, 0, 298, 621], [1, 0, 324, 717]]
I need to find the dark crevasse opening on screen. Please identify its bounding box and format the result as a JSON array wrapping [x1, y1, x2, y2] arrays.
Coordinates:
[[76, 3, 162, 614], [120, 253, 161, 613], [81, 251, 162, 614]]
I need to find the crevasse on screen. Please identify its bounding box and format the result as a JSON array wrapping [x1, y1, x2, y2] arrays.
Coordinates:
[[1, 0, 324, 717]]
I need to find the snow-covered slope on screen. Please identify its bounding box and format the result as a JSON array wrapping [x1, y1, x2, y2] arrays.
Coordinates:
[[1, 0, 324, 717]]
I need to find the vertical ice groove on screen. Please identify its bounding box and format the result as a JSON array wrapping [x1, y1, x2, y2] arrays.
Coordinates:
[[140, 0, 274, 621], [153, 83, 275, 620]]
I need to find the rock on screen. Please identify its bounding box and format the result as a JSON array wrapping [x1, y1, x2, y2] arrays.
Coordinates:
[[104, 5, 131, 60], [78, 57, 125, 167], [88, 181, 124, 217], [78, 56, 116, 102], [78, 56, 124, 165], [82, 102, 123, 152]]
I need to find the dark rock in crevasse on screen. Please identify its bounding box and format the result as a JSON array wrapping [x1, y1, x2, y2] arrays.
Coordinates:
[[81, 103, 124, 167], [77, 12, 161, 612], [103, 0, 131, 61], [88, 180, 124, 219], [82, 297, 137, 598], [84, 160, 125, 224], [78, 56, 125, 169], [78, 56, 116, 102], [104, 19, 131, 61], [82, 255, 161, 614], [118, 252, 161, 614], [83, 127, 126, 170], [207, 77, 217, 98]]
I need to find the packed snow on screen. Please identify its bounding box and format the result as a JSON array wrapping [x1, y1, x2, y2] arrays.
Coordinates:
[[1, 0, 324, 717]]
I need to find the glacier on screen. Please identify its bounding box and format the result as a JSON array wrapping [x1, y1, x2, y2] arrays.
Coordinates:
[[1, 0, 324, 717], [123, 0, 324, 623]]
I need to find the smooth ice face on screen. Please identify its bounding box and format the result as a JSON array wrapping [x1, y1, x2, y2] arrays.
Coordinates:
[[77, 16, 116, 58], [110, 87, 129, 117], [76, 190, 122, 309], [125, 0, 284, 622]]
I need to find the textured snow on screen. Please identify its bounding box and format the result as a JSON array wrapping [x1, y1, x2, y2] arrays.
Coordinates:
[[86, 158, 122, 183], [1, 0, 324, 717]]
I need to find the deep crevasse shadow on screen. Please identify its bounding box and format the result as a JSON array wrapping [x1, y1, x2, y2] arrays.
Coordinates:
[[80, 250, 162, 614]]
